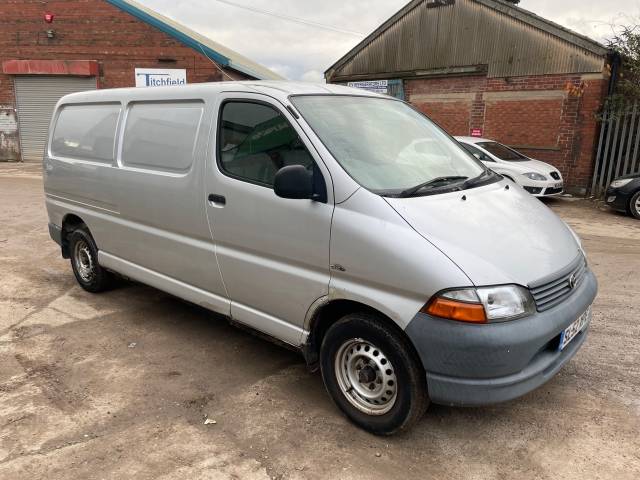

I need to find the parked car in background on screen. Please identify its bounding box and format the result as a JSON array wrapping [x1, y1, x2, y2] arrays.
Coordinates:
[[455, 136, 564, 197], [606, 173, 640, 219]]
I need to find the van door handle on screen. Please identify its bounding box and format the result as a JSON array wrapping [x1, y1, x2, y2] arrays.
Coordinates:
[[208, 194, 226, 205]]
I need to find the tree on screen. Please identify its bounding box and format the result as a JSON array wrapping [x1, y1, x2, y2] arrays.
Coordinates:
[[608, 25, 640, 104]]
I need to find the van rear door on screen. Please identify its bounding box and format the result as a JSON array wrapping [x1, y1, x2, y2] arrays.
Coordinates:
[[205, 93, 334, 345]]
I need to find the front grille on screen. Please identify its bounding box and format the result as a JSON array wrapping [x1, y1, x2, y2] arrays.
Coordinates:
[[550, 172, 561, 180], [544, 187, 563, 195], [529, 255, 587, 312]]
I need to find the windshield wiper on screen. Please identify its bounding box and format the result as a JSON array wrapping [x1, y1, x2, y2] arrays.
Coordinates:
[[398, 176, 468, 197], [461, 170, 495, 190]]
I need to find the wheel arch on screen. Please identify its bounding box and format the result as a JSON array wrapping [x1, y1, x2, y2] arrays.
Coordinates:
[[303, 298, 418, 371], [628, 188, 640, 218], [61, 213, 87, 258]]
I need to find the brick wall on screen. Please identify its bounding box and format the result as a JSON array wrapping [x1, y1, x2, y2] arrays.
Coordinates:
[[0, 0, 243, 160], [405, 73, 609, 194]]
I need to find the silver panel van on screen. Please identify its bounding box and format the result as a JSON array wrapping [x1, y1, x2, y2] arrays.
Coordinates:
[[44, 82, 597, 435]]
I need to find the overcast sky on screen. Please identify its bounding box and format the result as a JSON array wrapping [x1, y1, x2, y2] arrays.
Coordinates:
[[137, 0, 640, 81]]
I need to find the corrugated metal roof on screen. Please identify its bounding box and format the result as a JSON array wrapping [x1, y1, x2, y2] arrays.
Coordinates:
[[326, 0, 609, 82], [105, 0, 284, 80]]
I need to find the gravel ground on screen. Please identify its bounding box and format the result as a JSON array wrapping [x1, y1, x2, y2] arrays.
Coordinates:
[[0, 163, 638, 479]]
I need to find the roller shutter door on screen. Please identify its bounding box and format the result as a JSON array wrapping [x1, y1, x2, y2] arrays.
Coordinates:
[[14, 76, 96, 162]]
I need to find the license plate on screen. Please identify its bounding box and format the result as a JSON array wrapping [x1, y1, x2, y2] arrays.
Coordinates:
[[559, 306, 592, 351], [554, 183, 563, 189]]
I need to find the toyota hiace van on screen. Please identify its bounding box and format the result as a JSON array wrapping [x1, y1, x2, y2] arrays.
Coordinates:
[[44, 82, 597, 435]]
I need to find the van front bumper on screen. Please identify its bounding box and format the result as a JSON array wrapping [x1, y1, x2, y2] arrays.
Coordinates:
[[404, 269, 597, 406]]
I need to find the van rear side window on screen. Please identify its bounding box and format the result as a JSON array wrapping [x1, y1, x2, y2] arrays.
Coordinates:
[[51, 104, 120, 162], [122, 102, 203, 173]]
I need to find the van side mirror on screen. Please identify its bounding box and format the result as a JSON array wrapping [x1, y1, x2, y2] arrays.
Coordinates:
[[274, 165, 314, 200]]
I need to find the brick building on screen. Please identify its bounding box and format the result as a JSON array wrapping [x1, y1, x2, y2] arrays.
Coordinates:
[[325, 0, 612, 195], [0, 0, 282, 162]]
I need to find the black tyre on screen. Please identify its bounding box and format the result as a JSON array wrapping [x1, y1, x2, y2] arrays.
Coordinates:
[[320, 312, 429, 435], [628, 191, 640, 220], [68, 226, 113, 293]]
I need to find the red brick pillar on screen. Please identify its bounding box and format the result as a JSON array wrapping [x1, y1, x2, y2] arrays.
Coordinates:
[[566, 75, 608, 194]]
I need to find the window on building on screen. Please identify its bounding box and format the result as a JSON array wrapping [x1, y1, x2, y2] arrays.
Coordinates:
[[51, 104, 120, 162], [122, 102, 203, 172], [218, 101, 314, 187]]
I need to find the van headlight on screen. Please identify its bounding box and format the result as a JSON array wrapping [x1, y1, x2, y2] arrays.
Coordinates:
[[423, 285, 535, 324], [523, 172, 547, 181]]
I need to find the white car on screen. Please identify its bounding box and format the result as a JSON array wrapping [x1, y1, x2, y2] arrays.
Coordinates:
[[455, 137, 564, 197]]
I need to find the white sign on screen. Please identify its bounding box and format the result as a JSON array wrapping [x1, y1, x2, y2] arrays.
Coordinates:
[[135, 68, 187, 87], [348, 80, 389, 94]]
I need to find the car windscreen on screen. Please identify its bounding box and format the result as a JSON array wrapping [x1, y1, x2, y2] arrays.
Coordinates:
[[291, 95, 485, 195], [477, 142, 528, 161]]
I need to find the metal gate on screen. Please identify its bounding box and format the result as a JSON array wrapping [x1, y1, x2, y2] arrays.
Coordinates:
[[591, 102, 640, 197], [14, 75, 96, 162]]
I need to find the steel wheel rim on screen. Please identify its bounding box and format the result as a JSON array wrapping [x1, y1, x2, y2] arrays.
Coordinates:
[[334, 338, 398, 415], [74, 239, 95, 282]]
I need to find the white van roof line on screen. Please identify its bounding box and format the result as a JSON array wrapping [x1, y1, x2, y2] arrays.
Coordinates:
[[57, 81, 385, 105]]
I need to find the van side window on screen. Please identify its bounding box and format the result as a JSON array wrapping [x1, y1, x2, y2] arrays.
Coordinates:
[[51, 104, 120, 162], [122, 102, 203, 173], [218, 101, 314, 187]]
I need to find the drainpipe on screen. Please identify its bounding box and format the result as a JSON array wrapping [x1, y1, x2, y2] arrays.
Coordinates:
[[607, 51, 622, 97]]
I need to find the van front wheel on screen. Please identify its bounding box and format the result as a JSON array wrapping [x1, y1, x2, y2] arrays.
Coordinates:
[[320, 313, 428, 435], [69, 227, 113, 293]]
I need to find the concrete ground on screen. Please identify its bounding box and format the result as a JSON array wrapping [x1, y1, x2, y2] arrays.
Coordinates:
[[1, 163, 638, 479]]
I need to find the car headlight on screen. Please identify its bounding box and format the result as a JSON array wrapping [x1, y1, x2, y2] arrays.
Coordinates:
[[423, 285, 535, 324], [523, 172, 547, 181], [610, 178, 633, 188]]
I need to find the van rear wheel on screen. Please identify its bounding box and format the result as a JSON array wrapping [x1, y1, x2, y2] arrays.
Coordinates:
[[69, 227, 113, 293], [320, 312, 429, 435]]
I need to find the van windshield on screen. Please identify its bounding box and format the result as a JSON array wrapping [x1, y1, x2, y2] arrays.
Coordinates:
[[291, 95, 486, 196]]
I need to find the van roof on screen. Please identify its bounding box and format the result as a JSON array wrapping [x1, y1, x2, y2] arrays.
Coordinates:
[[58, 81, 384, 106]]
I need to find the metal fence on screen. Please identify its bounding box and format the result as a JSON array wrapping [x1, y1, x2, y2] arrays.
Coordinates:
[[591, 102, 640, 197]]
